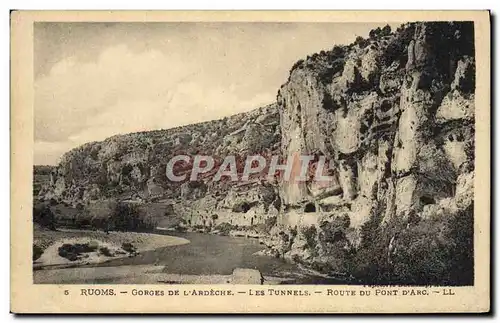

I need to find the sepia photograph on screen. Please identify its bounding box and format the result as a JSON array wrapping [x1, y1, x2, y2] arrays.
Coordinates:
[[11, 10, 490, 313]]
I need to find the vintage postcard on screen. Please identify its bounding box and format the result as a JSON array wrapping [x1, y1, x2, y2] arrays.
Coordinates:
[[11, 10, 490, 313]]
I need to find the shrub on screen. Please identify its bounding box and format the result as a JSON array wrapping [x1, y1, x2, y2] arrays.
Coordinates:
[[369, 27, 382, 39], [33, 203, 56, 230], [291, 59, 305, 72], [121, 242, 137, 254], [354, 36, 368, 48], [214, 222, 238, 236], [88, 216, 106, 231], [164, 204, 175, 216], [87, 240, 99, 251], [349, 204, 474, 286], [330, 45, 344, 58], [319, 214, 350, 243], [58, 248, 78, 261], [390, 220, 448, 284], [390, 205, 474, 285], [313, 215, 355, 274], [33, 244, 44, 261], [381, 24, 392, 36], [264, 216, 277, 233], [289, 226, 298, 240], [141, 214, 159, 229], [58, 243, 97, 261], [110, 202, 155, 231], [301, 225, 317, 249], [173, 224, 187, 232], [351, 215, 404, 284], [99, 247, 114, 257]]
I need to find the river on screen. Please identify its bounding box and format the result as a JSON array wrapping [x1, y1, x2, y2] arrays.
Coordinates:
[[36, 230, 348, 284]]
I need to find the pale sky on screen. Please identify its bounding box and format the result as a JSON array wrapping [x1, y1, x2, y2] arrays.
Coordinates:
[[34, 22, 400, 165]]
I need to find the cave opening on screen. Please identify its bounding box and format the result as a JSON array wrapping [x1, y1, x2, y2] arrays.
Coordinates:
[[304, 203, 316, 213], [241, 202, 251, 213], [420, 195, 435, 205], [332, 231, 345, 243], [79, 219, 91, 227], [380, 100, 392, 112], [232, 202, 252, 213]]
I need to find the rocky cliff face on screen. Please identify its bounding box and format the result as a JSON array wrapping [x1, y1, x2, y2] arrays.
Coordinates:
[[37, 21, 475, 284], [39, 104, 281, 227], [277, 21, 474, 224], [270, 22, 475, 282]]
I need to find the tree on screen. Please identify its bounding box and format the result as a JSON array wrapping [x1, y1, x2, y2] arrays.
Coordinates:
[[330, 45, 344, 57], [354, 36, 368, 48], [382, 24, 392, 36], [369, 27, 381, 39], [33, 203, 56, 230], [111, 202, 140, 231]]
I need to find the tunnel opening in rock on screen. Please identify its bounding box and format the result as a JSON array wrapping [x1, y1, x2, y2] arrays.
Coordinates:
[[242, 203, 251, 213], [304, 203, 316, 213], [79, 219, 90, 227], [332, 231, 345, 243], [233, 202, 251, 213], [420, 195, 435, 205]]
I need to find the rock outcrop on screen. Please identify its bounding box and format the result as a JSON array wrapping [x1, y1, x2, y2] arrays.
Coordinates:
[[231, 268, 264, 284], [272, 22, 475, 276]]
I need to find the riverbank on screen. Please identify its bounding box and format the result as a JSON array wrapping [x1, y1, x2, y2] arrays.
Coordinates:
[[34, 228, 189, 268], [34, 229, 349, 284], [33, 265, 292, 284]]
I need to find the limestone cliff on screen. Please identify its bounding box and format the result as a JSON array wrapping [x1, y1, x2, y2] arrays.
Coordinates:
[[38, 104, 281, 227], [271, 22, 475, 282], [277, 21, 474, 224]]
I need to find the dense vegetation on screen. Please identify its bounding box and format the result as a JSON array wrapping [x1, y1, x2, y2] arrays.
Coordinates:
[[352, 204, 474, 285], [33, 200, 160, 233]]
